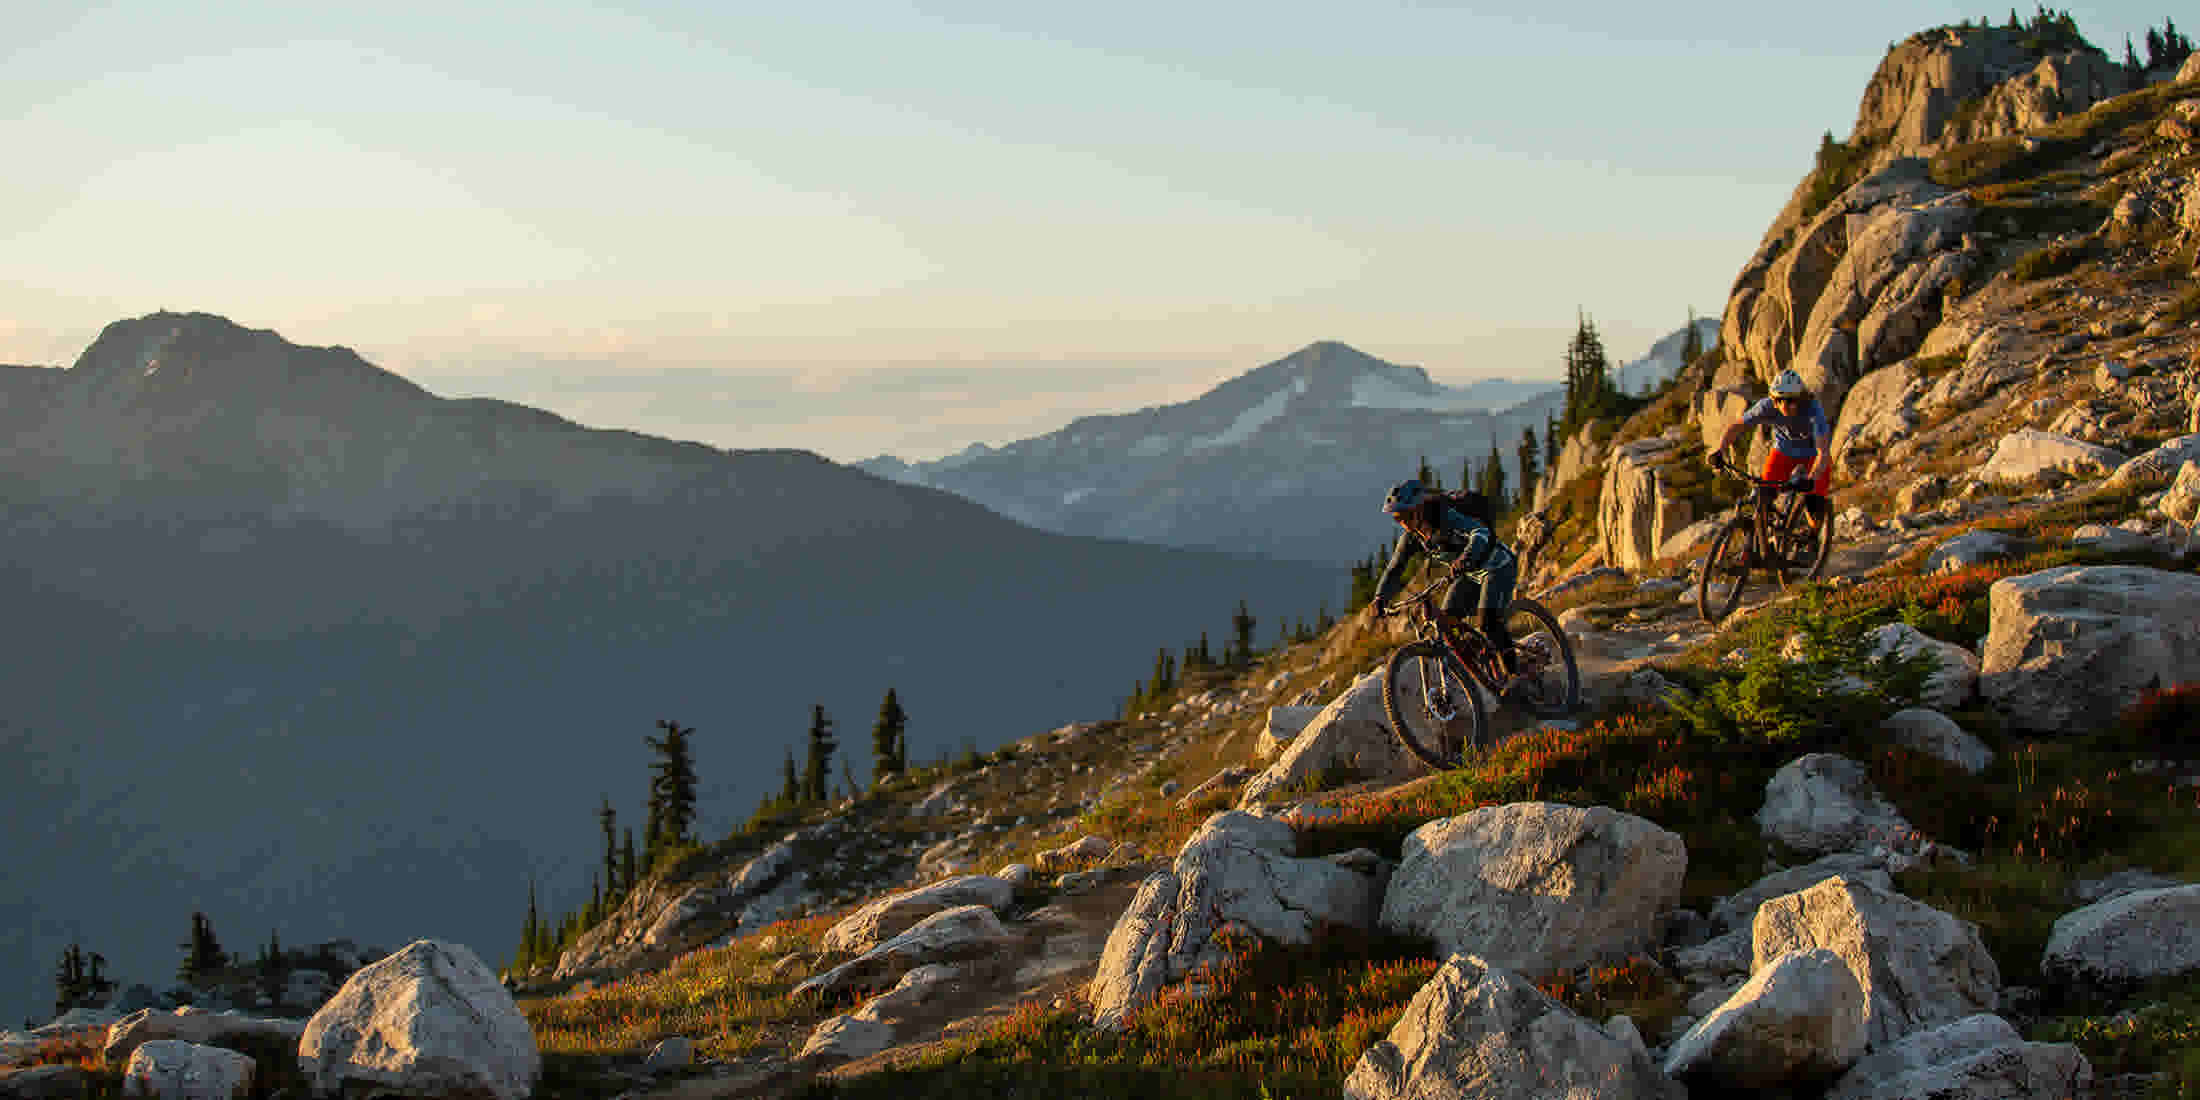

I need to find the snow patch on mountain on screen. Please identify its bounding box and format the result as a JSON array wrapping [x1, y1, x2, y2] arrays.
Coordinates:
[[1188, 384, 1294, 451], [1349, 372, 1486, 413]]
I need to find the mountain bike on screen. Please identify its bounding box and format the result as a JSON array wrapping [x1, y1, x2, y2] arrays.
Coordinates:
[[1696, 451, 1836, 624], [1378, 565, 1580, 769]]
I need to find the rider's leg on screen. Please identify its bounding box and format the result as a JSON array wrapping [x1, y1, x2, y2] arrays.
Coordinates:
[[1441, 575, 1482, 639], [1476, 563, 1520, 678]]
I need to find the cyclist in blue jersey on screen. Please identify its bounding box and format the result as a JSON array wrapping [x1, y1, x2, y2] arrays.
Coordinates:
[[1717, 369, 1834, 545], [1371, 480, 1523, 689]]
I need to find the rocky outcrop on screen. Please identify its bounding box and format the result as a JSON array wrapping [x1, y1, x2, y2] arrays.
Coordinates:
[[799, 965, 966, 1064], [1981, 565, 2200, 732], [1664, 948, 1867, 1091], [2041, 884, 2200, 993], [120, 1040, 254, 1100], [1853, 27, 2128, 160], [1753, 876, 2000, 1047], [102, 1009, 304, 1070], [796, 906, 1014, 1000], [2105, 434, 2200, 488], [1830, 361, 1925, 475], [1597, 437, 1694, 572], [297, 940, 539, 1100], [1344, 955, 1683, 1100], [1237, 671, 1429, 806], [1089, 812, 1383, 1028], [1378, 802, 1686, 975], [1724, 160, 1976, 414], [1757, 754, 1917, 857], [819, 875, 1016, 957], [555, 832, 806, 980], [1826, 1014, 2091, 1100]]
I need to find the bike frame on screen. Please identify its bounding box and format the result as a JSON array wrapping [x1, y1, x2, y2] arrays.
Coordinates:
[[1713, 454, 1817, 561], [1387, 568, 1504, 683]]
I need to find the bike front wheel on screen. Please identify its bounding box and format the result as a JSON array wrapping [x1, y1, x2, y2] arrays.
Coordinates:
[[1697, 519, 1753, 624], [1382, 640, 1485, 770], [1497, 598, 1580, 719]]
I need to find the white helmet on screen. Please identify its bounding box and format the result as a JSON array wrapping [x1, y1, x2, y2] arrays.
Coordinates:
[[1771, 369, 1808, 398]]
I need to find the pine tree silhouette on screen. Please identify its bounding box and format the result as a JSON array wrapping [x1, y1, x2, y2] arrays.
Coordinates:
[[177, 912, 227, 985], [802, 706, 836, 804], [646, 719, 699, 863], [871, 689, 908, 784]]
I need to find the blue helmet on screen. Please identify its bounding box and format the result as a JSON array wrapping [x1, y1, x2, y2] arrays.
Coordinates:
[[1382, 480, 1425, 516]]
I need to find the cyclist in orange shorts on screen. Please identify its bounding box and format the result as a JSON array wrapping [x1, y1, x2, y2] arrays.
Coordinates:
[[1715, 368, 1833, 547]]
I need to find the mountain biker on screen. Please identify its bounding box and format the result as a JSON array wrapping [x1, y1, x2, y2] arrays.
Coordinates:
[[1370, 480, 1522, 691], [1715, 368, 1833, 545]]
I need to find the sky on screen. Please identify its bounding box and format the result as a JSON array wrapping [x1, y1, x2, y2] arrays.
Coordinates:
[[3, 1, 2184, 460]]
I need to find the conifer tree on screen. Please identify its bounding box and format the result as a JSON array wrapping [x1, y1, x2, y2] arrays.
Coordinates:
[[53, 944, 86, 1016], [598, 797, 618, 903], [779, 749, 800, 804], [1517, 426, 1541, 503], [1479, 438, 1507, 516], [177, 912, 227, 985], [620, 828, 638, 893], [1231, 600, 1255, 667], [871, 688, 908, 784], [1317, 602, 1333, 632], [802, 705, 836, 804], [1543, 412, 1560, 474], [646, 719, 698, 859], [1415, 455, 1434, 487], [1680, 307, 1703, 366], [588, 873, 602, 926], [518, 879, 542, 973]]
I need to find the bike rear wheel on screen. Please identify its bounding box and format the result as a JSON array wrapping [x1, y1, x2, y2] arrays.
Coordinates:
[[1382, 640, 1484, 769], [1770, 499, 1835, 587], [1495, 598, 1580, 719], [1697, 519, 1752, 624]]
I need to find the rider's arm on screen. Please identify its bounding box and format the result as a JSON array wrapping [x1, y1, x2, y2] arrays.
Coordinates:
[[1809, 405, 1833, 481], [1370, 529, 1418, 609], [1718, 401, 1767, 457]]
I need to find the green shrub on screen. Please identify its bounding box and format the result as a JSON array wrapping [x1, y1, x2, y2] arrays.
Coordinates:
[[1664, 590, 1936, 746], [1801, 132, 1880, 220]]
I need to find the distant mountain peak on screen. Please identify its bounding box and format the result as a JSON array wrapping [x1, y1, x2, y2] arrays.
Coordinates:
[[67, 311, 428, 408]]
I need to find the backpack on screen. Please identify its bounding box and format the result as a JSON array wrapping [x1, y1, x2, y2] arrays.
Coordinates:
[[1437, 489, 1496, 530]]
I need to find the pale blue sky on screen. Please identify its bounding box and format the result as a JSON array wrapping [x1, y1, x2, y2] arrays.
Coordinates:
[[4, 2, 2180, 458]]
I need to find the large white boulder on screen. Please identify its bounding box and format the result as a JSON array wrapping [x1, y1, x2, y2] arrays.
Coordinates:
[[1254, 705, 1321, 760], [2041, 884, 2200, 992], [1981, 565, 2200, 733], [1236, 671, 1431, 806], [120, 1040, 254, 1100], [1343, 955, 1683, 1100], [103, 1009, 304, 1070], [1977, 429, 2124, 486], [1754, 876, 2000, 1047], [1882, 708, 1993, 775], [819, 875, 1015, 956], [1864, 622, 1980, 709], [798, 965, 963, 1064], [297, 940, 539, 1100], [1089, 811, 1383, 1028], [1922, 530, 2017, 575], [1378, 802, 1686, 975], [1709, 853, 1896, 934], [1826, 1014, 2091, 1100], [1664, 948, 1868, 1090], [1757, 754, 1916, 857]]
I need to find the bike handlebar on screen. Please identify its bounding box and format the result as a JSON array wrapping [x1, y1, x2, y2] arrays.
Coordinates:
[[1711, 451, 1812, 492]]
